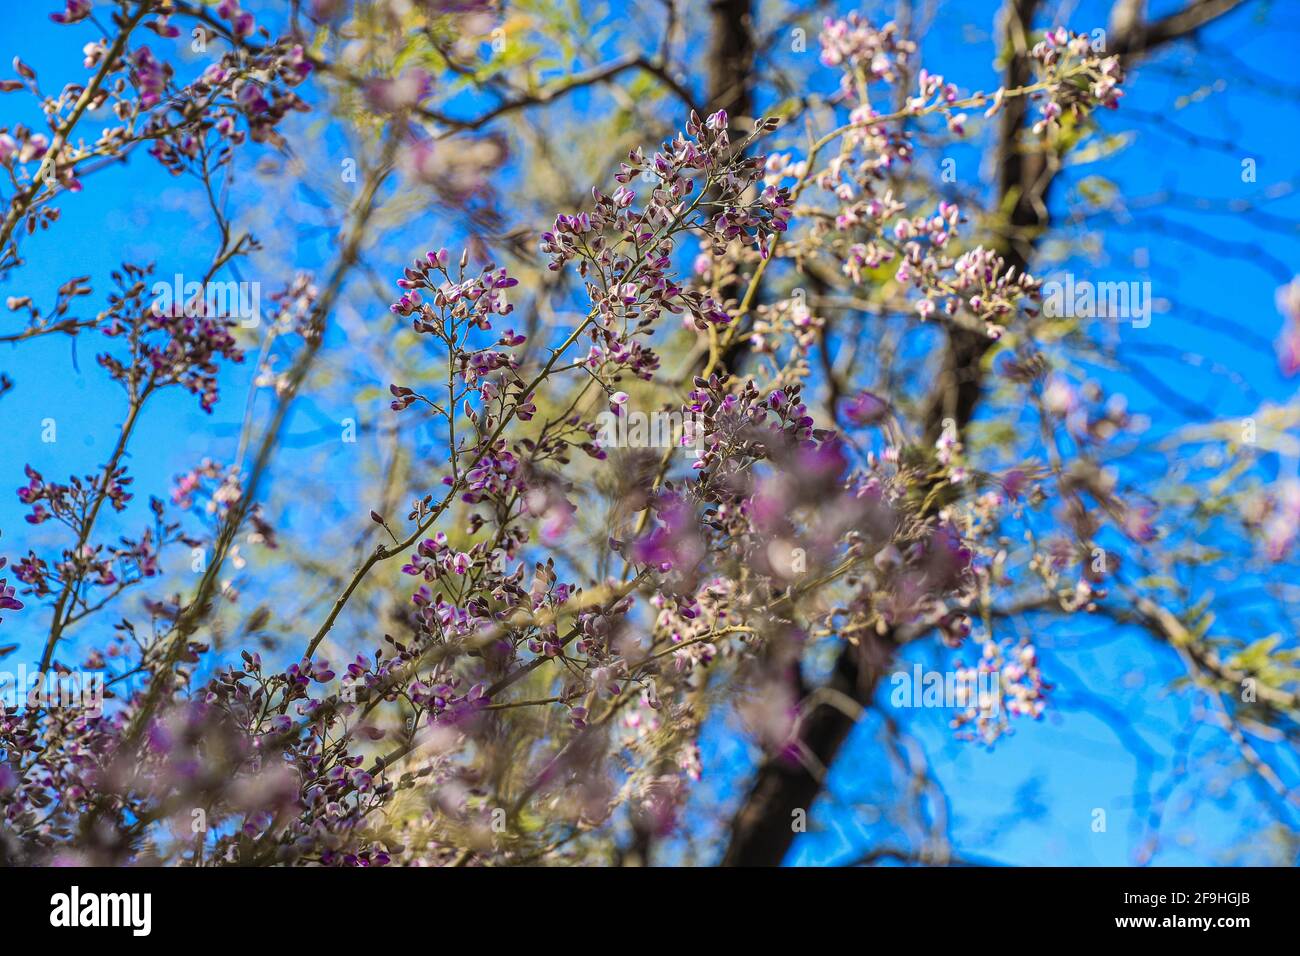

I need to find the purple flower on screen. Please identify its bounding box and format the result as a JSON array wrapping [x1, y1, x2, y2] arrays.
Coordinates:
[[1123, 503, 1158, 544], [50, 0, 92, 24], [0, 561, 22, 622], [843, 389, 889, 426], [130, 47, 170, 110], [1001, 469, 1029, 500]]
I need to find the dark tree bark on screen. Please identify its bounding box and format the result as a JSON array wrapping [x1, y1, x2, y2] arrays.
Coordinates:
[[700, 0, 761, 379], [706, 0, 756, 124]]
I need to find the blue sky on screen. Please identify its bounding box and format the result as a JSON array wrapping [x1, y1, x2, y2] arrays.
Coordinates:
[[2, 0, 1297, 865]]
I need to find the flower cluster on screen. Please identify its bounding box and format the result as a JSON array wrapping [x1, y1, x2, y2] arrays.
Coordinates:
[[95, 265, 245, 412], [819, 13, 916, 83], [950, 640, 1051, 744], [391, 251, 517, 333], [544, 109, 789, 286], [1028, 28, 1123, 134], [10, 466, 178, 603]]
